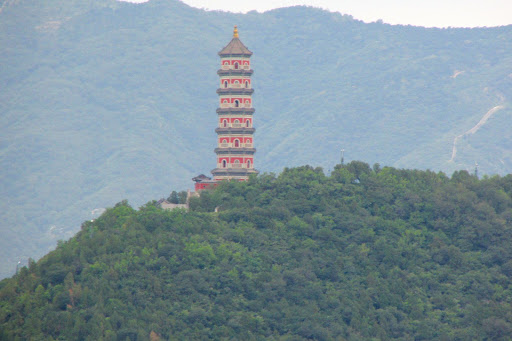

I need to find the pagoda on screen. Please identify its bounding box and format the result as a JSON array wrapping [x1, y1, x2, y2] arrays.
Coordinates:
[[211, 26, 259, 181], [193, 26, 259, 191]]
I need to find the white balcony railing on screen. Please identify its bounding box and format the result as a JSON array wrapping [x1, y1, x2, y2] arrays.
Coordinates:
[[221, 64, 250, 71], [219, 103, 252, 109], [217, 163, 253, 168], [218, 143, 252, 148], [220, 84, 251, 89]]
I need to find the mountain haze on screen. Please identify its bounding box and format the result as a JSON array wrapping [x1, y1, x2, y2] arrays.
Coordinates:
[[1, 0, 511, 278]]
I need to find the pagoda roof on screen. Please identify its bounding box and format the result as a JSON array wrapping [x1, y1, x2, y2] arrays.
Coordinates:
[[192, 174, 212, 182], [218, 26, 252, 56]]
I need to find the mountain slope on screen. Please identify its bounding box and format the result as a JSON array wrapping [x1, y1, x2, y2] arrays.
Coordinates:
[[0, 0, 511, 278], [1, 163, 512, 340]]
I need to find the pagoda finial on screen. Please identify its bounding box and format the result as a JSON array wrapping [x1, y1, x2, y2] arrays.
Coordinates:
[[233, 25, 239, 38]]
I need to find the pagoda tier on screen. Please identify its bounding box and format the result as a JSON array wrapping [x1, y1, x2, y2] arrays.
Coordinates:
[[216, 88, 254, 95], [211, 26, 259, 181], [215, 127, 256, 134], [216, 108, 255, 114], [217, 69, 253, 76]]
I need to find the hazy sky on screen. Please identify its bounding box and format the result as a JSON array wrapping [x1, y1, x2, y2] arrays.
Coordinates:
[[121, 0, 511, 28]]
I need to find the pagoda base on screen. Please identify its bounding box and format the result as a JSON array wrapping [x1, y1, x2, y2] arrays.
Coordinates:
[[211, 168, 259, 181]]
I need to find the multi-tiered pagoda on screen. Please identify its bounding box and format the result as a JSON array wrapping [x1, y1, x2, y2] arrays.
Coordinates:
[[211, 26, 259, 181], [194, 27, 259, 191]]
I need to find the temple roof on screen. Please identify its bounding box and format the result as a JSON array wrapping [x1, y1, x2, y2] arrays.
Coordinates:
[[218, 26, 253, 56], [192, 174, 212, 182]]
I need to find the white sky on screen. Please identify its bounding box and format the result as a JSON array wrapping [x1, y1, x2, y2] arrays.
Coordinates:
[[121, 0, 512, 28]]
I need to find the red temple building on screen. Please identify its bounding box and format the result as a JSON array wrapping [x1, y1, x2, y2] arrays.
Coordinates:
[[194, 26, 259, 191]]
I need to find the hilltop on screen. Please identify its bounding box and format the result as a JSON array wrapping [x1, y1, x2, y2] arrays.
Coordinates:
[[1, 0, 512, 278], [1, 162, 512, 339]]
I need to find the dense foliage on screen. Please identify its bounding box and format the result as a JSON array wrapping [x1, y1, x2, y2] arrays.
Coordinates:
[[1, 0, 512, 279], [2, 162, 512, 340]]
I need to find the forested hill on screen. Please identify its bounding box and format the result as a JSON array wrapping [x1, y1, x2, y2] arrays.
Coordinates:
[[1, 0, 512, 279], [2, 163, 512, 340]]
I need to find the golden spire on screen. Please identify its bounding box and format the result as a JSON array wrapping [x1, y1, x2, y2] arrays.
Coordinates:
[[233, 25, 239, 38]]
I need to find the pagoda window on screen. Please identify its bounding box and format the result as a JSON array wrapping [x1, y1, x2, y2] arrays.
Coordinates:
[[234, 139, 240, 147], [222, 160, 227, 168], [246, 120, 250, 127], [247, 160, 251, 168], [245, 81, 249, 88], [224, 80, 228, 88], [222, 119, 227, 127], [234, 62, 239, 69], [234, 100, 240, 107]]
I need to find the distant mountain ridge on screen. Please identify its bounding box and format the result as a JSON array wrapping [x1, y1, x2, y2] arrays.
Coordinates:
[[0, 0, 511, 278]]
